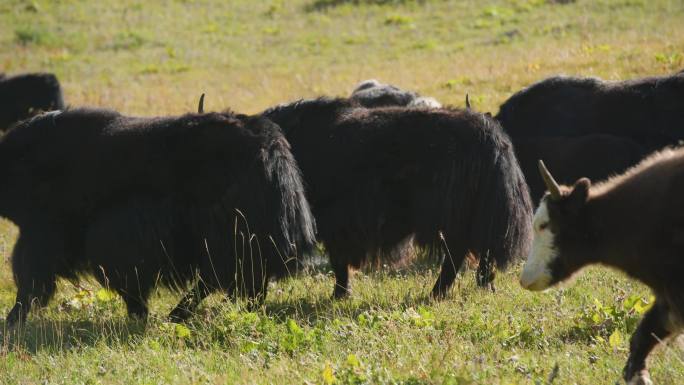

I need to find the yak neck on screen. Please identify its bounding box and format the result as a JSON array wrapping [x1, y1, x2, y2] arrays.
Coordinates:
[[584, 173, 664, 288]]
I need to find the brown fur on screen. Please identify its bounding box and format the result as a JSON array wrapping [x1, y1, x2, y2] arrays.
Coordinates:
[[541, 147, 684, 383]]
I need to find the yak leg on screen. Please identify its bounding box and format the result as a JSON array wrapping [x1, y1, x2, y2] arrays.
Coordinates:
[[332, 262, 350, 299], [94, 265, 152, 322], [623, 299, 673, 385], [6, 230, 59, 328], [7, 277, 56, 328], [168, 280, 213, 322], [325, 240, 361, 300], [121, 288, 151, 322], [431, 241, 467, 299], [476, 251, 496, 292]]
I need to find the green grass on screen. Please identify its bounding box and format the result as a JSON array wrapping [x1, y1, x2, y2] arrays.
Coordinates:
[[1, 0, 684, 383]]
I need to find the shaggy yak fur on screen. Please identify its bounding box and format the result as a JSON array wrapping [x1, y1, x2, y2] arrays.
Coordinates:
[[262, 98, 532, 298], [514, 134, 645, 201], [521, 151, 684, 385], [350, 79, 442, 108], [0, 72, 65, 132], [0, 108, 315, 326], [496, 73, 684, 152]]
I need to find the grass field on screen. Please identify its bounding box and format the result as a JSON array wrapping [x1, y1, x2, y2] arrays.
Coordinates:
[[1, 0, 684, 383]]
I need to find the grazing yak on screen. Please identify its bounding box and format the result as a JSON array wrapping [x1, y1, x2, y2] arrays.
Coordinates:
[[514, 134, 645, 201], [262, 97, 532, 298], [1, 108, 315, 326], [0, 72, 65, 132], [496, 73, 684, 152], [350, 79, 442, 109], [520, 156, 684, 385]]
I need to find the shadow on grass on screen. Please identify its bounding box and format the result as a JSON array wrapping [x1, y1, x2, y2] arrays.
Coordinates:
[[263, 283, 435, 324], [1, 318, 147, 354], [304, 0, 420, 12]]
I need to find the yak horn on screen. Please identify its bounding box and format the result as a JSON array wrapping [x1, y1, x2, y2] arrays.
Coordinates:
[[538, 160, 561, 200], [465, 93, 471, 109], [198, 93, 205, 113]]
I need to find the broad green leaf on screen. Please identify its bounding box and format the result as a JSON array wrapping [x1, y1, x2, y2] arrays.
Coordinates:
[[175, 324, 191, 339], [96, 289, 115, 302]]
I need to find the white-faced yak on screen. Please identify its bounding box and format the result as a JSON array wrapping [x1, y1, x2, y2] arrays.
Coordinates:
[[1, 108, 315, 326], [496, 73, 684, 153], [262, 97, 532, 298], [0, 72, 65, 132], [521, 155, 684, 385], [350, 79, 442, 109]]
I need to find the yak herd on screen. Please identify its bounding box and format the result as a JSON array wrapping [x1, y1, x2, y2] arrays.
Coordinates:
[[1, 70, 684, 385]]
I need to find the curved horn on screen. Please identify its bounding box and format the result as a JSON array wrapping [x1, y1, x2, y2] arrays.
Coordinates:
[[538, 160, 561, 200], [198, 93, 205, 113], [465, 93, 471, 110]]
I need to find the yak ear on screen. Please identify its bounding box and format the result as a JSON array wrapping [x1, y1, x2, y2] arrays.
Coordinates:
[[566, 177, 591, 211]]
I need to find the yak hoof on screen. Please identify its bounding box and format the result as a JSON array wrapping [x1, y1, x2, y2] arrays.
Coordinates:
[[430, 287, 448, 300], [168, 309, 192, 323], [2, 322, 20, 340], [332, 287, 350, 300], [627, 370, 653, 385]]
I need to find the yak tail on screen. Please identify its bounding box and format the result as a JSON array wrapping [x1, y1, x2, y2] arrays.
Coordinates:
[[468, 124, 533, 270], [428, 116, 532, 272], [234, 123, 316, 278], [261, 135, 317, 258]]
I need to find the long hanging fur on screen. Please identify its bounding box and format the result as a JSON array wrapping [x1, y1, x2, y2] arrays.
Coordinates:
[[0, 108, 315, 325], [263, 98, 533, 297]]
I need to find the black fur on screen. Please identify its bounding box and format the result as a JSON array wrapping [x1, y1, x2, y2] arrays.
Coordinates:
[[263, 98, 532, 298], [0, 108, 315, 325], [0, 72, 65, 132], [496, 74, 684, 152], [515, 134, 645, 201]]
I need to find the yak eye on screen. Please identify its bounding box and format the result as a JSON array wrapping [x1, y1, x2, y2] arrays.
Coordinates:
[[538, 222, 549, 231]]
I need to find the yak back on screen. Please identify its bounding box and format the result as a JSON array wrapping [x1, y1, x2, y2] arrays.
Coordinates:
[[350, 80, 419, 108], [497, 74, 684, 151], [0, 108, 275, 230], [515, 134, 645, 202]]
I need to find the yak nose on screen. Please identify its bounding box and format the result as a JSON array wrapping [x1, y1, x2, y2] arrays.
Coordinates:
[[519, 276, 532, 289], [519, 270, 551, 291]]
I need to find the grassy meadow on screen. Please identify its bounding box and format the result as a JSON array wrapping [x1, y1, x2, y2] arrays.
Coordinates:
[[1, 0, 684, 383]]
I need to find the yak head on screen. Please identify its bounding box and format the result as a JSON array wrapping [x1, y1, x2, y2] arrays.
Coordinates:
[[520, 160, 593, 291]]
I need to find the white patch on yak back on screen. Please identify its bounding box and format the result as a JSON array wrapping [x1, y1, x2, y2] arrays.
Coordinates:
[[408, 96, 442, 108], [520, 200, 556, 291]]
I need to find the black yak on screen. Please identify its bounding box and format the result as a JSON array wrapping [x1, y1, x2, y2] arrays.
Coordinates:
[[262, 98, 532, 298], [1, 108, 315, 326], [495, 74, 684, 152], [514, 134, 645, 201], [350, 79, 442, 108], [520, 156, 684, 385], [0, 72, 65, 132]]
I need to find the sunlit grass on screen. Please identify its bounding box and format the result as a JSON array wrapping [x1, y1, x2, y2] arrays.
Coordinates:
[[1, 264, 681, 384]]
